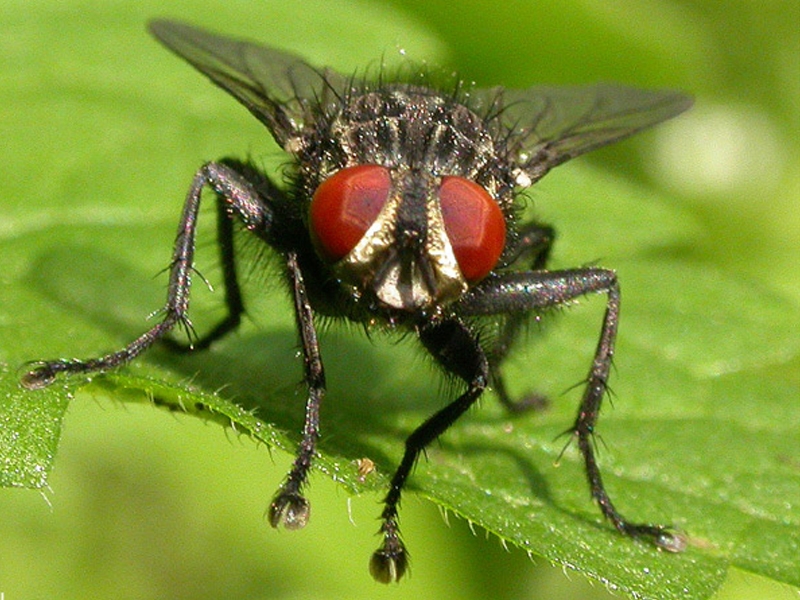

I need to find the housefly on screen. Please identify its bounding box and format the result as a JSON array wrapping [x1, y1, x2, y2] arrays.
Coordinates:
[[22, 20, 692, 582]]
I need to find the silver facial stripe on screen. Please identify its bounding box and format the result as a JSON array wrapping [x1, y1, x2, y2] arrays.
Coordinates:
[[338, 190, 402, 280], [422, 193, 468, 301], [336, 177, 468, 310]]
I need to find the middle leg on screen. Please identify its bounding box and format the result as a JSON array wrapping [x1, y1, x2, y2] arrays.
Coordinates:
[[267, 250, 326, 531], [370, 318, 489, 583]]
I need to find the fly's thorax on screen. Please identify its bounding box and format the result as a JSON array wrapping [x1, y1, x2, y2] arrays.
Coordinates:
[[330, 88, 498, 179]]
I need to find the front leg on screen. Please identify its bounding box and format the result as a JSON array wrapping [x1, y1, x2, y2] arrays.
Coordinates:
[[456, 268, 686, 552], [370, 318, 489, 583], [21, 161, 275, 389], [267, 251, 326, 530]]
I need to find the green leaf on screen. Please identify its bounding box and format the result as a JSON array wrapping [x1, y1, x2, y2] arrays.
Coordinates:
[[1, 2, 798, 600]]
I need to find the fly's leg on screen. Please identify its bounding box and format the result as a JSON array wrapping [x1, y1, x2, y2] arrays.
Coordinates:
[[267, 251, 325, 531], [162, 167, 242, 352], [21, 160, 275, 390], [570, 275, 685, 550], [456, 268, 686, 552], [370, 319, 489, 583], [489, 223, 554, 412], [163, 159, 286, 352]]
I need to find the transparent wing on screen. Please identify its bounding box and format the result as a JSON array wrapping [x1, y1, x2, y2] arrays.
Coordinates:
[[470, 84, 692, 184], [149, 20, 351, 147], [149, 21, 691, 179]]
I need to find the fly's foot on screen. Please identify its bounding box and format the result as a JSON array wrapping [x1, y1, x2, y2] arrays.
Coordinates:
[[652, 528, 688, 553], [20, 361, 70, 390], [370, 520, 408, 584], [624, 523, 687, 553], [268, 490, 310, 530]]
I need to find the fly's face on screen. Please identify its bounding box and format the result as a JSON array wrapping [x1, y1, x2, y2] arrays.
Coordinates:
[[305, 89, 509, 310]]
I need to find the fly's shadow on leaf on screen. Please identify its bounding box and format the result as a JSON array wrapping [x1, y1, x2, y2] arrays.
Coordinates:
[[425, 436, 557, 510]]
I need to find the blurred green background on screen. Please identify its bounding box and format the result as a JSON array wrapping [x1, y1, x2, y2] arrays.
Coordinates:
[[0, 1, 797, 599]]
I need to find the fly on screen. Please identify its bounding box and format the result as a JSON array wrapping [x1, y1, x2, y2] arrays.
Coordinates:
[[22, 20, 692, 583]]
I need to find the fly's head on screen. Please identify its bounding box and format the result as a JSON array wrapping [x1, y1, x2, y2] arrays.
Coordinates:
[[297, 87, 516, 312]]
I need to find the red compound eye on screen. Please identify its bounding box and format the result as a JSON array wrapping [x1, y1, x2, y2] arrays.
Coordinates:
[[310, 165, 392, 262], [438, 176, 506, 282]]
